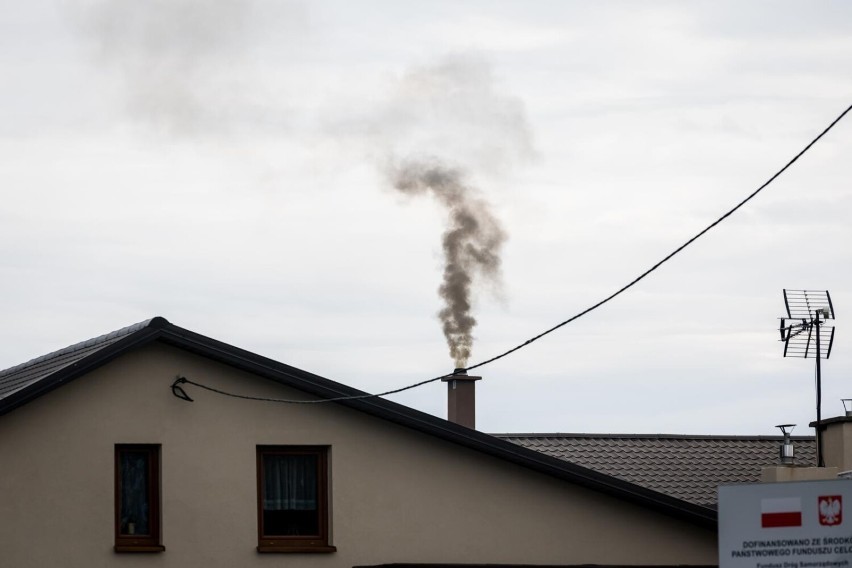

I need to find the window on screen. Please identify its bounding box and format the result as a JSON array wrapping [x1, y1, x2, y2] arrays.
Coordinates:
[[256, 446, 334, 553], [114, 445, 164, 552]]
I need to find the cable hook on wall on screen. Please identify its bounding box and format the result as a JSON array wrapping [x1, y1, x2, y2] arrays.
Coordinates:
[[171, 376, 194, 402]]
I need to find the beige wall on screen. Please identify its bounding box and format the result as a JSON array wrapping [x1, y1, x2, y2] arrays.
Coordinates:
[[760, 466, 838, 482], [822, 419, 852, 473], [0, 342, 717, 567]]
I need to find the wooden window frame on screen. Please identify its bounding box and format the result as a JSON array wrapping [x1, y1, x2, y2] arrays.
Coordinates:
[[114, 444, 164, 553], [256, 445, 335, 553]]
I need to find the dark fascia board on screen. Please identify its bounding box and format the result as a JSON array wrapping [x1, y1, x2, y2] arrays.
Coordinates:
[[810, 416, 852, 428], [1, 317, 717, 529]]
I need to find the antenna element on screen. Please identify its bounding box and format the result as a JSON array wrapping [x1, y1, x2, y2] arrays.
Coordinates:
[[778, 289, 836, 467]]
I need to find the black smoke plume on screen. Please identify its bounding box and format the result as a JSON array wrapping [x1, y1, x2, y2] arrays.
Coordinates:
[[391, 158, 506, 367]]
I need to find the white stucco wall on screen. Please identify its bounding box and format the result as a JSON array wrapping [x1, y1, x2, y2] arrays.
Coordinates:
[[0, 342, 718, 567]]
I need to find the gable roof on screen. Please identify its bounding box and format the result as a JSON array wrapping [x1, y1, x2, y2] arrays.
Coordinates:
[[0, 317, 717, 529], [496, 434, 817, 508], [0, 319, 156, 402]]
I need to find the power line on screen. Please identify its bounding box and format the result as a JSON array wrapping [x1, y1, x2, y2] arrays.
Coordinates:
[[172, 373, 456, 404], [467, 103, 852, 372], [176, 102, 852, 404]]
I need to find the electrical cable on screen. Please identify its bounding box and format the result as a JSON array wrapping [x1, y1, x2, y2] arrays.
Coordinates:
[[175, 102, 852, 404], [172, 373, 455, 404], [466, 102, 852, 373]]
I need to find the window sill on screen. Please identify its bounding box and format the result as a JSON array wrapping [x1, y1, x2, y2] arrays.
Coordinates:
[[257, 544, 337, 553], [114, 544, 166, 553]]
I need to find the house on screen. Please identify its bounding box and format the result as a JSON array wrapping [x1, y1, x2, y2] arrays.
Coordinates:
[[1, 317, 720, 567]]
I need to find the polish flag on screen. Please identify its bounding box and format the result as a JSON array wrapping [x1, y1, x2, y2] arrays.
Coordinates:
[[761, 497, 802, 528]]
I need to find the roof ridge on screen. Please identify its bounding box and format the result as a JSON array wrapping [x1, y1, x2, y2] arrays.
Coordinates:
[[0, 317, 164, 379], [492, 433, 816, 441]]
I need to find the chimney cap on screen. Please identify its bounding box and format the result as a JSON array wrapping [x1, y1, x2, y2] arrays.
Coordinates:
[[442, 373, 481, 383], [776, 424, 795, 437], [442, 368, 482, 382], [776, 424, 796, 465]]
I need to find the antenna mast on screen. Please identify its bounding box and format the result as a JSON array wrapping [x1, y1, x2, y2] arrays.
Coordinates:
[[778, 289, 836, 467]]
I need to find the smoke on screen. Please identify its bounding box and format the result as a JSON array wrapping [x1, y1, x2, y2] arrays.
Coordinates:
[[72, 0, 531, 366], [73, 0, 306, 135], [377, 57, 531, 366], [390, 158, 507, 367], [353, 55, 535, 174]]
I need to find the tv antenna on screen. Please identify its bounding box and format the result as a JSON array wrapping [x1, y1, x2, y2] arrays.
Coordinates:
[[778, 289, 836, 467]]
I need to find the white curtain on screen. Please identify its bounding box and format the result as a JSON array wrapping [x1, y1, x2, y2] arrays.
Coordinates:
[[262, 454, 317, 511]]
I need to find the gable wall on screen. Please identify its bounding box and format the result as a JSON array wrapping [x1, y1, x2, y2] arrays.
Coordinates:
[[0, 342, 717, 567]]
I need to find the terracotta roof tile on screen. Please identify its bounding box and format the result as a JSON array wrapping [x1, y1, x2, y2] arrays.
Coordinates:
[[495, 433, 817, 507]]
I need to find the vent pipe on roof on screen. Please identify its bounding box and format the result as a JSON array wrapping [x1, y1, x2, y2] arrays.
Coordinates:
[[777, 424, 796, 465], [441, 368, 481, 429]]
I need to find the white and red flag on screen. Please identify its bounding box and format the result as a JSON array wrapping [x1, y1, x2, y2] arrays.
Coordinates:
[[761, 497, 802, 528]]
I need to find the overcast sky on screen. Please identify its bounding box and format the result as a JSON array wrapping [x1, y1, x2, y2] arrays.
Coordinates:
[[2, 0, 852, 435]]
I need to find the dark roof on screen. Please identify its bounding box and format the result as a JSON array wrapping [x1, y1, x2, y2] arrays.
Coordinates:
[[0, 319, 156, 401], [495, 433, 817, 508], [0, 317, 716, 529]]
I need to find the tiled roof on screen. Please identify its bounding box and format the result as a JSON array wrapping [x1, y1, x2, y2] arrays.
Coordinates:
[[0, 319, 154, 401], [495, 433, 817, 508]]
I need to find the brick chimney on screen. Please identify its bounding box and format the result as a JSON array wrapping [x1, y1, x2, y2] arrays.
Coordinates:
[[441, 369, 481, 429]]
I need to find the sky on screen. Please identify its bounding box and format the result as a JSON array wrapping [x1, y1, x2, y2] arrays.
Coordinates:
[[2, 0, 852, 436]]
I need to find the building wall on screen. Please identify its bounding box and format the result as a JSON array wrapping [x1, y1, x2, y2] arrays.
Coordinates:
[[760, 466, 838, 482], [821, 419, 852, 473], [0, 342, 718, 567]]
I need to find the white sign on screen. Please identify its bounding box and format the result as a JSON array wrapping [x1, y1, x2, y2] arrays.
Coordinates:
[[719, 480, 852, 568]]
